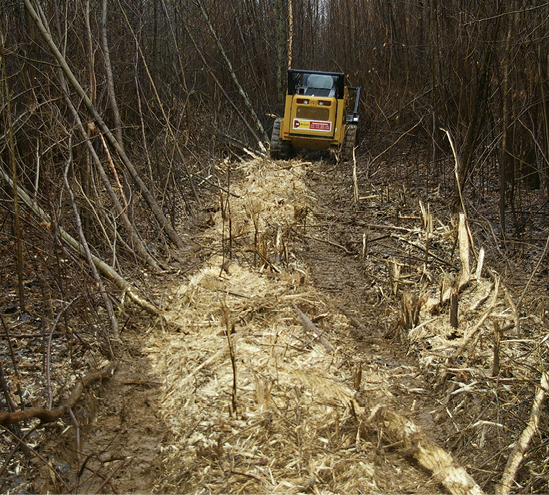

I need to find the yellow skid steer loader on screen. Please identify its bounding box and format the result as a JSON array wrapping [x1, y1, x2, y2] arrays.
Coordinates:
[[270, 69, 360, 160]]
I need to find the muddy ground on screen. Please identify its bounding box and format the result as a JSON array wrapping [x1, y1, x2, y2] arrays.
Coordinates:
[[6, 151, 549, 493]]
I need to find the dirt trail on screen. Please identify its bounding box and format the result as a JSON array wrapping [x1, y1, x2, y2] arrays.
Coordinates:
[[294, 161, 444, 492], [39, 156, 476, 494]]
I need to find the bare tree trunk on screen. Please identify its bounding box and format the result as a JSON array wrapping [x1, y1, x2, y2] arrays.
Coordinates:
[[101, 0, 124, 151], [539, 47, 549, 200], [23, 0, 185, 249], [0, 34, 25, 313], [196, 0, 269, 144], [275, 0, 286, 106], [275, 0, 284, 105], [499, 11, 513, 239], [82, 0, 95, 239], [287, 0, 294, 69], [63, 135, 118, 350], [61, 87, 162, 272], [101, 0, 132, 217]]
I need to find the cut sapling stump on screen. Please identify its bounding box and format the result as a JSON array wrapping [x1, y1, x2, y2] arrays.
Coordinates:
[[292, 304, 334, 353]]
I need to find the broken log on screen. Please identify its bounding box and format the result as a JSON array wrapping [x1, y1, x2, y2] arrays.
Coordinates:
[[370, 406, 483, 495], [0, 363, 116, 427]]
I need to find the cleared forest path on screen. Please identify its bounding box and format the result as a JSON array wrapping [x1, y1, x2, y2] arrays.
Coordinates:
[[52, 157, 483, 494]]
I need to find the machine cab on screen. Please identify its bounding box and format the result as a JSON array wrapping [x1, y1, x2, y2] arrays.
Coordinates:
[[299, 74, 337, 97], [270, 69, 360, 159]]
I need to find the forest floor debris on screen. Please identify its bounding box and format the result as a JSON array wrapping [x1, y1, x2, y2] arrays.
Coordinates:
[[145, 157, 446, 494], [2, 152, 549, 493]]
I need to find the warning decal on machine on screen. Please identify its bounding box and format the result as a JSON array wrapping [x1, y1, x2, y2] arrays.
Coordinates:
[[292, 119, 332, 132]]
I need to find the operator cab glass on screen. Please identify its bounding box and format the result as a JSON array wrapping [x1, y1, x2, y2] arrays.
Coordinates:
[[288, 70, 345, 99], [300, 74, 336, 97]]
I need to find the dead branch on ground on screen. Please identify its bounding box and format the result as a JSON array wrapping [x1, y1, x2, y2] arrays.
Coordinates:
[[0, 363, 116, 426], [293, 304, 334, 352], [497, 371, 549, 494]]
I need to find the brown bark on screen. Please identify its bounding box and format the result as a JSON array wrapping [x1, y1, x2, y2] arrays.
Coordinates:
[[0, 363, 116, 427]]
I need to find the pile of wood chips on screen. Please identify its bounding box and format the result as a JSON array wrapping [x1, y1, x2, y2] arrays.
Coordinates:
[[144, 158, 483, 494]]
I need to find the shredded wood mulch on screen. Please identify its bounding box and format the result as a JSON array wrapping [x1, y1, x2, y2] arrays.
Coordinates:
[[3, 152, 549, 494], [143, 158, 482, 494]]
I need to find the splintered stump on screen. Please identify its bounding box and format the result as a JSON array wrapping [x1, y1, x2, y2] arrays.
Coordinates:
[[370, 407, 483, 495], [402, 291, 421, 330]]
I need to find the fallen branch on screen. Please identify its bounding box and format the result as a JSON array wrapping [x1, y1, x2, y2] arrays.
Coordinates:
[[354, 221, 419, 233], [370, 407, 483, 495], [390, 233, 458, 269], [301, 234, 352, 255], [0, 166, 160, 316], [292, 304, 334, 353], [497, 371, 549, 494], [0, 363, 116, 426]]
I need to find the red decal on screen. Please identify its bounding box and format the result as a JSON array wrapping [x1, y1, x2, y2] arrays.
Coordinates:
[[310, 121, 331, 131]]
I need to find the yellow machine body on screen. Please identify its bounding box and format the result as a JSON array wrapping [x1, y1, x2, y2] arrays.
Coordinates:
[[280, 88, 349, 150], [270, 69, 360, 159]]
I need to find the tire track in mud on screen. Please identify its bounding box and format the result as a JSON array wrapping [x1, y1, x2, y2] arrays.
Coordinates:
[[297, 159, 446, 493]]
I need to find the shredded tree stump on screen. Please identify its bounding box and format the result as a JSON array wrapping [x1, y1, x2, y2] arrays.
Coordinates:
[[369, 407, 484, 495]]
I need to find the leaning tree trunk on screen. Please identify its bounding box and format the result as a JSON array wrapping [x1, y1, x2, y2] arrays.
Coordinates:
[[61, 86, 162, 272], [196, 0, 269, 145], [101, 0, 132, 215], [22, 0, 185, 249], [0, 165, 160, 316], [63, 136, 118, 352]]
